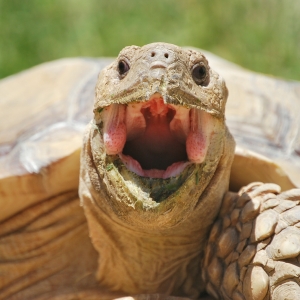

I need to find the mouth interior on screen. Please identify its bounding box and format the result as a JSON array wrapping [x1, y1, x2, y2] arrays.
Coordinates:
[[123, 100, 187, 170], [101, 94, 212, 179]]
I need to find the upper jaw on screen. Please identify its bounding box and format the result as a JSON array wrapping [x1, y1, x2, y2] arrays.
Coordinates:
[[97, 93, 216, 180], [150, 61, 168, 69], [95, 46, 227, 118]]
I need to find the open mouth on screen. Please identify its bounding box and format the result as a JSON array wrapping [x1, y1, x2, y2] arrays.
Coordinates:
[[100, 93, 213, 179]]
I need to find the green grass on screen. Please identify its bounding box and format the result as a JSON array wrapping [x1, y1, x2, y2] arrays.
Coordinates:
[[0, 0, 299, 80]]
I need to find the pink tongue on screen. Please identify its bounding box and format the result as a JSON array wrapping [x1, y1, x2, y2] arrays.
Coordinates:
[[119, 153, 190, 179]]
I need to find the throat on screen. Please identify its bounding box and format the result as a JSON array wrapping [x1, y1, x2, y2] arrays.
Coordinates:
[[123, 108, 187, 170], [86, 202, 205, 298]]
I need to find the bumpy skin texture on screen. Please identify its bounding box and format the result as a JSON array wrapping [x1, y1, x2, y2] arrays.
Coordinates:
[[95, 44, 227, 117], [80, 43, 235, 298], [203, 183, 300, 299]]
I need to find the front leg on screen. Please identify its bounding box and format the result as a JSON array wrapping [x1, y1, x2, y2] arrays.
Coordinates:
[[202, 183, 300, 300]]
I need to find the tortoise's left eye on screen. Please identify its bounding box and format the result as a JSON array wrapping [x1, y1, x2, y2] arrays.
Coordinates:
[[192, 64, 208, 86], [118, 60, 130, 76]]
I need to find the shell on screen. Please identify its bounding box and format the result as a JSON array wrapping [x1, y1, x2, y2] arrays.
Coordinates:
[[0, 45, 300, 299], [203, 50, 300, 190], [0, 58, 112, 221], [0, 51, 299, 182]]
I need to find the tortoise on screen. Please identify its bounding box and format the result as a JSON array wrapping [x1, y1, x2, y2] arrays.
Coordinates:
[[0, 42, 300, 300]]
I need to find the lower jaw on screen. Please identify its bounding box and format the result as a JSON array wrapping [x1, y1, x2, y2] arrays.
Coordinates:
[[118, 153, 191, 179], [106, 154, 196, 204]]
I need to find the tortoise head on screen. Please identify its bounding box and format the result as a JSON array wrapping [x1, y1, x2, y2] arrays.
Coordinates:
[[80, 43, 235, 228], [79, 42, 235, 297]]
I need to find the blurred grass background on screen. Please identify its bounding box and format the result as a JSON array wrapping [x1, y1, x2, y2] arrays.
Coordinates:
[[0, 0, 299, 80]]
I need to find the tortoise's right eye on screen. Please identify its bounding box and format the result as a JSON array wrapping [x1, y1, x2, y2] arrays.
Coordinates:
[[118, 60, 130, 76]]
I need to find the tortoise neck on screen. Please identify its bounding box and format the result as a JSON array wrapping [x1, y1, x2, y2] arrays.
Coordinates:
[[81, 187, 207, 298], [79, 124, 235, 297]]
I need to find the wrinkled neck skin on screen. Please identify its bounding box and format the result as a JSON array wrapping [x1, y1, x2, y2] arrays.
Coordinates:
[[80, 125, 234, 298], [79, 43, 235, 298]]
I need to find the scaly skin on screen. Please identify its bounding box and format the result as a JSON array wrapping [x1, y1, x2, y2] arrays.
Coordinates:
[[80, 43, 234, 298], [203, 183, 300, 300]]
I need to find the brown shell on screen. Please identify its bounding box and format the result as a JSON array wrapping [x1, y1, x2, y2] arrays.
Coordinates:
[[202, 50, 300, 190], [0, 49, 299, 218]]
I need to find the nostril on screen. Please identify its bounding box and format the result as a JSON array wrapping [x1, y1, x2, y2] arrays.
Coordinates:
[[164, 53, 169, 59], [151, 52, 155, 57]]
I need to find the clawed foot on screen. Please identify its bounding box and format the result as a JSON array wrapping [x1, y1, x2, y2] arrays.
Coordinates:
[[203, 183, 300, 300]]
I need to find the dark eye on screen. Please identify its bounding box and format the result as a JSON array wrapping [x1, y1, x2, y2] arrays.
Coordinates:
[[192, 64, 208, 86], [118, 59, 130, 76]]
